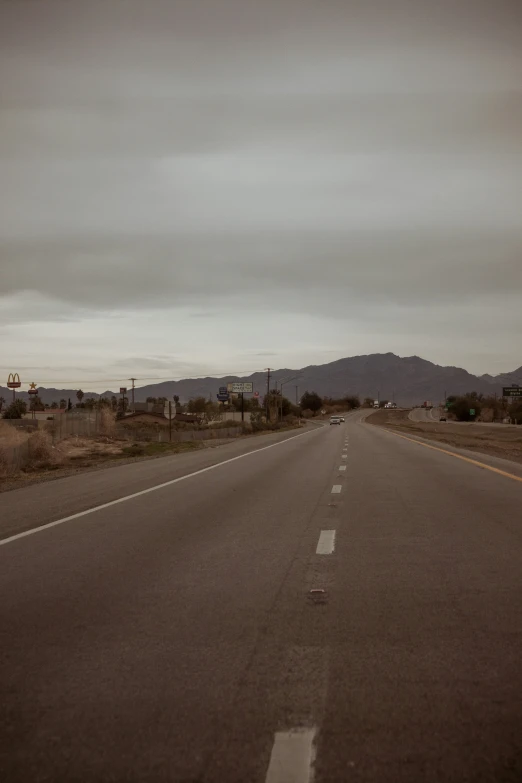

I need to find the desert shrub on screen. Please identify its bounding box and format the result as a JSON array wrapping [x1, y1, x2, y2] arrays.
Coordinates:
[[28, 430, 54, 463], [122, 443, 146, 457]]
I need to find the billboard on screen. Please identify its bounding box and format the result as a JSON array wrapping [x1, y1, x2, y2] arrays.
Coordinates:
[[503, 386, 521, 397], [227, 382, 253, 394]]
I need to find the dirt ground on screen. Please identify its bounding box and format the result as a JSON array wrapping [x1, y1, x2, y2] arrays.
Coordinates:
[[0, 435, 205, 493], [0, 423, 301, 493], [369, 408, 522, 465]]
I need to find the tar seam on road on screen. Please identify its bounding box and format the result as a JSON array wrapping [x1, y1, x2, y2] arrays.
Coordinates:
[[316, 530, 336, 555], [0, 427, 321, 547], [383, 428, 522, 485], [265, 728, 316, 783], [331, 485, 342, 494]]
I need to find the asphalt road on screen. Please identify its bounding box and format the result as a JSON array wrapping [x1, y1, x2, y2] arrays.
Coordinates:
[[409, 406, 442, 422], [1, 412, 522, 782]]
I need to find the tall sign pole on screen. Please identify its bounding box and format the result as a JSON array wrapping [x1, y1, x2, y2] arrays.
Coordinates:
[[129, 378, 136, 412], [28, 382, 38, 419]]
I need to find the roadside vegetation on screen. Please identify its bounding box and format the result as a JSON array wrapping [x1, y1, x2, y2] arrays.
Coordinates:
[[0, 388, 362, 491], [444, 392, 522, 423]]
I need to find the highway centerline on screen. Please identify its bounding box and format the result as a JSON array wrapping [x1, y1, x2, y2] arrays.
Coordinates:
[[331, 485, 342, 494], [316, 530, 336, 554], [265, 728, 316, 783], [338, 465, 346, 471], [0, 427, 321, 547]]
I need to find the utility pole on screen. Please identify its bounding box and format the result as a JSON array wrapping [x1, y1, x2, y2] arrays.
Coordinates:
[[265, 368, 271, 421], [295, 385, 298, 405], [129, 378, 137, 412]]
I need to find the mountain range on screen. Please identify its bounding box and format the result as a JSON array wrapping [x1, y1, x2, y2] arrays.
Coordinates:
[[1, 353, 521, 407]]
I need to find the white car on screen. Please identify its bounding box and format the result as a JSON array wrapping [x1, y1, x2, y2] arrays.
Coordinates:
[[330, 416, 341, 425]]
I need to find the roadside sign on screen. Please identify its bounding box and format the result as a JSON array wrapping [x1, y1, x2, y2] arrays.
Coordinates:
[[227, 382, 253, 394], [7, 373, 21, 389], [217, 393, 229, 402], [28, 382, 38, 396], [218, 386, 228, 394], [254, 391, 260, 398], [503, 386, 522, 397], [470, 409, 476, 416], [120, 387, 127, 394]]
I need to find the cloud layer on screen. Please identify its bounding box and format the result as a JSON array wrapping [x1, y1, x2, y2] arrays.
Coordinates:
[[1, 0, 521, 386]]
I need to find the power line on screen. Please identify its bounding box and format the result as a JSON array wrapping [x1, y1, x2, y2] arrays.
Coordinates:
[[1, 368, 263, 386]]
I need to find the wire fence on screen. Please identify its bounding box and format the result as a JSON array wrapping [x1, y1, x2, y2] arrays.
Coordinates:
[[0, 442, 31, 475], [47, 412, 102, 443], [118, 427, 243, 443], [1, 415, 244, 476]]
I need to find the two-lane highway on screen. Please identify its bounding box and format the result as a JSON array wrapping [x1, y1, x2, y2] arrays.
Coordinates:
[[1, 413, 522, 782]]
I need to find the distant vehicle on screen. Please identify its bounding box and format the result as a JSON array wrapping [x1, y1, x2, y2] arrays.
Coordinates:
[[340, 416, 345, 422], [330, 416, 341, 425], [439, 416, 447, 422], [373, 400, 379, 408]]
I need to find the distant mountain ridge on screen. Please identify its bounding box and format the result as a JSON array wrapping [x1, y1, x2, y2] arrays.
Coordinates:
[[1, 353, 521, 407]]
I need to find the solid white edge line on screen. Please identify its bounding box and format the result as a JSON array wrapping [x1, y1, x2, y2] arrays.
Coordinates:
[[316, 529, 336, 555], [0, 426, 321, 547], [265, 727, 317, 783]]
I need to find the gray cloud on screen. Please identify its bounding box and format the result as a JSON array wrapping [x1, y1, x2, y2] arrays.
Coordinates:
[[0, 0, 521, 380], [2, 230, 521, 317]]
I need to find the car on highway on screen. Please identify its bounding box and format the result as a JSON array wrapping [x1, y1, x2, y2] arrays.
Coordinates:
[[340, 416, 345, 422], [330, 416, 342, 425], [440, 416, 447, 421]]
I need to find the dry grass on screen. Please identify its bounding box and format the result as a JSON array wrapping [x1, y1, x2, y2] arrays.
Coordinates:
[[26, 430, 63, 470], [99, 408, 116, 437], [0, 420, 28, 446], [0, 422, 29, 477], [369, 408, 522, 465]]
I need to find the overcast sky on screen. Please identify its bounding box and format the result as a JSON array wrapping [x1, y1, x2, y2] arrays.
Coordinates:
[[1, 0, 521, 390]]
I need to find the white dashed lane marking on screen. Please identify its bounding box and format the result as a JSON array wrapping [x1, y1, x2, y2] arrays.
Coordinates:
[[338, 465, 346, 471], [316, 530, 336, 554], [265, 728, 317, 783], [331, 485, 342, 494]]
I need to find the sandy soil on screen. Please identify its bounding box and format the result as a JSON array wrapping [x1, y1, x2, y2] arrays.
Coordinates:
[[369, 408, 522, 465]]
